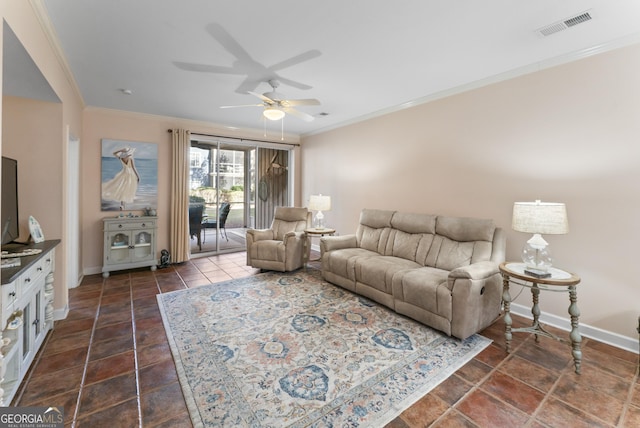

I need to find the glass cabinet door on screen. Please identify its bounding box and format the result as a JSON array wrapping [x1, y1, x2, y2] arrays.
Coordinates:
[[132, 231, 152, 261], [108, 232, 130, 263]]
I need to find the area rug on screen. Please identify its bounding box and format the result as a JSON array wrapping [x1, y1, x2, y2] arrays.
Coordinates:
[[157, 268, 491, 427]]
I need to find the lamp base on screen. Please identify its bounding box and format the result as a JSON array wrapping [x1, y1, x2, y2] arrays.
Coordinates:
[[524, 268, 552, 278]]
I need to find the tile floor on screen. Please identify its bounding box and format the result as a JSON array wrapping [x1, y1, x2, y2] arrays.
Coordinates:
[[14, 251, 640, 427]]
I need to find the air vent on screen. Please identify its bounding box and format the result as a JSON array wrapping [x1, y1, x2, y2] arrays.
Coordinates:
[[537, 10, 594, 37]]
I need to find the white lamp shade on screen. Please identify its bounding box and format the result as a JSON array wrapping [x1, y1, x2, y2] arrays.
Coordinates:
[[512, 200, 569, 235], [309, 194, 331, 211]]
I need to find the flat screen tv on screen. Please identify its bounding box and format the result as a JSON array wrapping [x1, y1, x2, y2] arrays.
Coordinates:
[[1, 156, 19, 246]]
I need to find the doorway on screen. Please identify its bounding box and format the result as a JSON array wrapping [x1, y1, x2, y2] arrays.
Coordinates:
[[188, 138, 292, 256]]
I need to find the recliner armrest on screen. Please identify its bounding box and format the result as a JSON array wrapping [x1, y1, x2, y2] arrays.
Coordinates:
[[283, 231, 305, 241], [449, 261, 499, 280], [246, 229, 275, 242], [320, 234, 357, 253]]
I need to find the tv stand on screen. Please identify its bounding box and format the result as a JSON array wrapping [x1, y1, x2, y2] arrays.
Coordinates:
[[1, 240, 59, 405], [1, 241, 29, 252]]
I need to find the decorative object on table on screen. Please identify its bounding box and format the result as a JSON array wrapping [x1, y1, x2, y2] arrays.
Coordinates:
[[511, 200, 568, 277], [101, 139, 158, 212], [158, 249, 171, 269], [157, 268, 490, 427], [28, 215, 45, 243], [308, 194, 331, 229], [6, 310, 23, 330], [1, 257, 20, 269]]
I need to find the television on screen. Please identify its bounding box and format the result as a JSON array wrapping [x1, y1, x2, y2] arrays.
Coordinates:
[[1, 156, 19, 246]]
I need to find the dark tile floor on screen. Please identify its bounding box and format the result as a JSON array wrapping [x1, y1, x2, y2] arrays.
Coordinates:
[[14, 251, 640, 427]]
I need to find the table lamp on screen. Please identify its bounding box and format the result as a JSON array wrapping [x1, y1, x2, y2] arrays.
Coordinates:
[[512, 200, 568, 277], [309, 194, 331, 229]]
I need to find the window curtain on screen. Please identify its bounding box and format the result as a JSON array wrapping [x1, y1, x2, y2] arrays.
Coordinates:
[[170, 129, 191, 263]]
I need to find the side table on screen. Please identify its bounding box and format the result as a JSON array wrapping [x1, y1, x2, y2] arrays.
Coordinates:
[[499, 262, 582, 374], [304, 228, 336, 264]]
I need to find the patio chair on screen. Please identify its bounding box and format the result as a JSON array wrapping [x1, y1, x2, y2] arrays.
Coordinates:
[[202, 202, 231, 242], [188, 204, 204, 250]]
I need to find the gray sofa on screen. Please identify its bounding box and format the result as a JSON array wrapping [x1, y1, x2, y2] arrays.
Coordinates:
[[320, 209, 506, 339]]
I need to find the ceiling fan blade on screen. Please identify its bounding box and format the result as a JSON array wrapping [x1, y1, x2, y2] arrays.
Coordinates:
[[236, 78, 260, 95], [248, 91, 275, 104], [282, 98, 321, 107], [173, 61, 238, 74], [283, 107, 315, 122], [205, 23, 253, 63], [220, 104, 263, 109], [275, 76, 313, 90], [268, 49, 321, 72]]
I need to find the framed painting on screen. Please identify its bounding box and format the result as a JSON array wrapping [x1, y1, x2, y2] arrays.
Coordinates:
[[101, 139, 158, 211]]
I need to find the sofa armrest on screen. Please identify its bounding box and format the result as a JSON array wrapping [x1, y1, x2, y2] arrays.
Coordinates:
[[320, 234, 357, 253], [246, 228, 275, 242], [449, 261, 499, 280]]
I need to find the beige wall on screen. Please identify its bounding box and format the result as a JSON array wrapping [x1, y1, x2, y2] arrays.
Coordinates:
[[81, 108, 301, 273], [301, 43, 640, 346], [2, 2, 84, 316]]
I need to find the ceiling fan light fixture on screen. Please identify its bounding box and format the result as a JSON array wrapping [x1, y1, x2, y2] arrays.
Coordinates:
[[263, 106, 285, 121]]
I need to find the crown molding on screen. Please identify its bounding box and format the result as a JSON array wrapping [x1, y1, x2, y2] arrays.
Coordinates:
[[28, 0, 85, 107], [303, 32, 640, 139]]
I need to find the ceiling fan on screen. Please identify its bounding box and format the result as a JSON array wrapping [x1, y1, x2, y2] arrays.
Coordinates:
[[221, 79, 320, 122]]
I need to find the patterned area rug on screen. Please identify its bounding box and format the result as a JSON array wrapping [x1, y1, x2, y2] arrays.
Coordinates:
[[157, 268, 491, 427]]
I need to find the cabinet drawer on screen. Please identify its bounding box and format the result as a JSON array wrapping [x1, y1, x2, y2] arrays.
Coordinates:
[[105, 219, 156, 231], [19, 258, 48, 299], [2, 281, 17, 315]]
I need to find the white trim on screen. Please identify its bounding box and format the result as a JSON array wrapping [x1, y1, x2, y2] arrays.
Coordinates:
[[510, 303, 639, 354], [53, 304, 69, 321], [303, 32, 640, 138]]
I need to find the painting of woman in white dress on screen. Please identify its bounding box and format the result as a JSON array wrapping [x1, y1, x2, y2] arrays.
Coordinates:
[[101, 139, 158, 211]]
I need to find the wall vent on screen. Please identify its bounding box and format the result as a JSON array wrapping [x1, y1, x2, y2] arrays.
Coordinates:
[[537, 10, 594, 37]]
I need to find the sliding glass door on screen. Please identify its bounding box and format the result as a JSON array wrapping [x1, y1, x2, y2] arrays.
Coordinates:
[[188, 137, 292, 256]]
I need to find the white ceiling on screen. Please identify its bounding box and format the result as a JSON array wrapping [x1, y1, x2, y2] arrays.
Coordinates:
[[29, 0, 640, 136]]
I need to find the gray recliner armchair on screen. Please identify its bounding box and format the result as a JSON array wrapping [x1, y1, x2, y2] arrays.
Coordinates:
[[246, 207, 311, 272]]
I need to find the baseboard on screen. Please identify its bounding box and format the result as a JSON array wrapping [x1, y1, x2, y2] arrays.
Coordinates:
[[84, 266, 102, 276], [510, 303, 639, 354], [53, 304, 69, 322]]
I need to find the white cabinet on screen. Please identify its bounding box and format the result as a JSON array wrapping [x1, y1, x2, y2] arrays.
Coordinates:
[[102, 216, 158, 278], [1, 240, 58, 406]]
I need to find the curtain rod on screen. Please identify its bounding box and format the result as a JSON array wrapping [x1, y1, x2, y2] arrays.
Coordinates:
[[167, 129, 300, 147]]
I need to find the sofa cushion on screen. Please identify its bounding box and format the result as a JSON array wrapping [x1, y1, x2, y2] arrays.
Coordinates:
[[356, 209, 394, 253], [323, 248, 379, 281], [355, 256, 420, 294], [394, 267, 451, 318], [390, 230, 422, 261], [427, 236, 475, 271], [391, 212, 437, 234], [435, 216, 495, 242], [423, 216, 497, 269], [357, 225, 390, 253]]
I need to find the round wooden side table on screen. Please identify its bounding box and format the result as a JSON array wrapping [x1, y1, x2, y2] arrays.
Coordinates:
[[304, 228, 336, 263], [499, 262, 582, 374]]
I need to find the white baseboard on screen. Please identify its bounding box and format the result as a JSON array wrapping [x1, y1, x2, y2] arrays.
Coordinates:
[[510, 303, 639, 354], [84, 266, 102, 276], [53, 304, 69, 322]]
